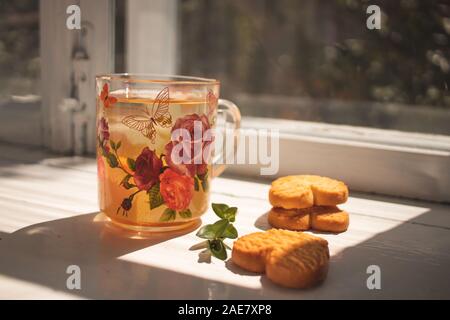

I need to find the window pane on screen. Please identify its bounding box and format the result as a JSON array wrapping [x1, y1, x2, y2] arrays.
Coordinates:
[[0, 0, 41, 145], [179, 0, 450, 135]]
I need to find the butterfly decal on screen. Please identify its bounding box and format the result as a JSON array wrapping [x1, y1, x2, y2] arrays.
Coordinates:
[[100, 83, 118, 108], [121, 87, 172, 143]]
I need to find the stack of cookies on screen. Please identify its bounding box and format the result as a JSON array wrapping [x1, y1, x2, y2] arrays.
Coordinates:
[[268, 175, 350, 233], [231, 175, 349, 289]]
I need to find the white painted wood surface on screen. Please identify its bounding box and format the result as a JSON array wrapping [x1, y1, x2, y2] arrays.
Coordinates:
[[0, 143, 449, 299]]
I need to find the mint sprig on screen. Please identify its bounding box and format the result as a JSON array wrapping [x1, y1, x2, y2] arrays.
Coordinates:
[[194, 203, 238, 261]]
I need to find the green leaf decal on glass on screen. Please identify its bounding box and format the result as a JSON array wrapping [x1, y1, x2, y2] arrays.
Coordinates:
[[106, 153, 118, 168], [120, 174, 135, 189], [197, 173, 209, 191], [101, 146, 109, 157], [179, 209, 192, 219], [110, 140, 117, 151], [201, 178, 209, 192], [127, 158, 136, 171], [159, 208, 176, 221], [149, 183, 164, 209], [194, 176, 200, 191], [116, 141, 122, 150]]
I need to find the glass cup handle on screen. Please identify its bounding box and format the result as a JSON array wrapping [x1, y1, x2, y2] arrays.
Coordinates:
[[212, 99, 241, 178]]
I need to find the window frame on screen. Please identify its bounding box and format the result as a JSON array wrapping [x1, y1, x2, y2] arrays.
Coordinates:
[[40, 0, 114, 154]]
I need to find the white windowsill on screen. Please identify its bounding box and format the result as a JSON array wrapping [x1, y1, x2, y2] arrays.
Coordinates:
[[225, 117, 450, 203], [0, 142, 449, 299]]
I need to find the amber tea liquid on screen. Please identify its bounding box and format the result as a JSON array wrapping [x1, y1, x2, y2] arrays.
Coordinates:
[[97, 92, 214, 231]]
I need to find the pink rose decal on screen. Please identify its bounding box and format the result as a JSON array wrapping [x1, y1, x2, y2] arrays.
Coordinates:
[[164, 114, 213, 177], [98, 117, 110, 153], [133, 147, 163, 191]]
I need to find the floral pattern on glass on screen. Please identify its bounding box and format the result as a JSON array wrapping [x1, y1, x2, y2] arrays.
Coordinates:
[[97, 86, 213, 222], [100, 83, 118, 109], [121, 87, 172, 143]]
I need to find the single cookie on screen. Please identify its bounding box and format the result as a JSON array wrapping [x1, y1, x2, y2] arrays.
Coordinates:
[[231, 230, 282, 273], [268, 207, 310, 231], [269, 176, 314, 209], [266, 233, 329, 288], [269, 175, 348, 209], [232, 229, 329, 288], [310, 206, 349, 233]]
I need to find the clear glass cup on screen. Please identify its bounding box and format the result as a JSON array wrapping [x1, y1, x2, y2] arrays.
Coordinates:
[[96, 74, 240, 232]]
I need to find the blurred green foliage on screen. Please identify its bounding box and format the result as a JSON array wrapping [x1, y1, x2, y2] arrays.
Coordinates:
[[0, 0, 40, 99], [180, 0, 450, 108]]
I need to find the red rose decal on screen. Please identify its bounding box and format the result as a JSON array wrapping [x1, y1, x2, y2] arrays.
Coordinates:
[[164, 113, 213, 177], [159, 168, 194, 211], [133, 147, 163, 191]]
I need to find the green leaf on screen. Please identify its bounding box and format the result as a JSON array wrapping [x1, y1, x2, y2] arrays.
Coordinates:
[[212, 203, 229, 218], [106, 153, 118, 168], [159, 208, 176, 221], [196, 225, 216, 240], [223, 207, 237, 222], [194, 202, 239, 261], [127, 158, 136, 171], [222, 223, 238, 239], [208, 240, 227, 260], [116, 141, 122, 150], [110, 140, 117, 151], [179, 209, 192, 219], [211, 203, 237, 222], [215, 219, 230, 238], [149, 183, 164, 209], [196, 219, 229, 240], [194, 176, 200, 191]]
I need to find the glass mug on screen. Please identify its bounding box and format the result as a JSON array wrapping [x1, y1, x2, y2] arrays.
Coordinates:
[[96, 74, 240, 232]]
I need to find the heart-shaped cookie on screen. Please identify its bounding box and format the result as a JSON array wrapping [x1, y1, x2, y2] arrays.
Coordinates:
[[232, 229, 329, 288]]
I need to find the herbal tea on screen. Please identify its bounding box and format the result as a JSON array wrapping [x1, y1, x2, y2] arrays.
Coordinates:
[[97, 87, 216, 230], [96, 75, 239, 232]]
